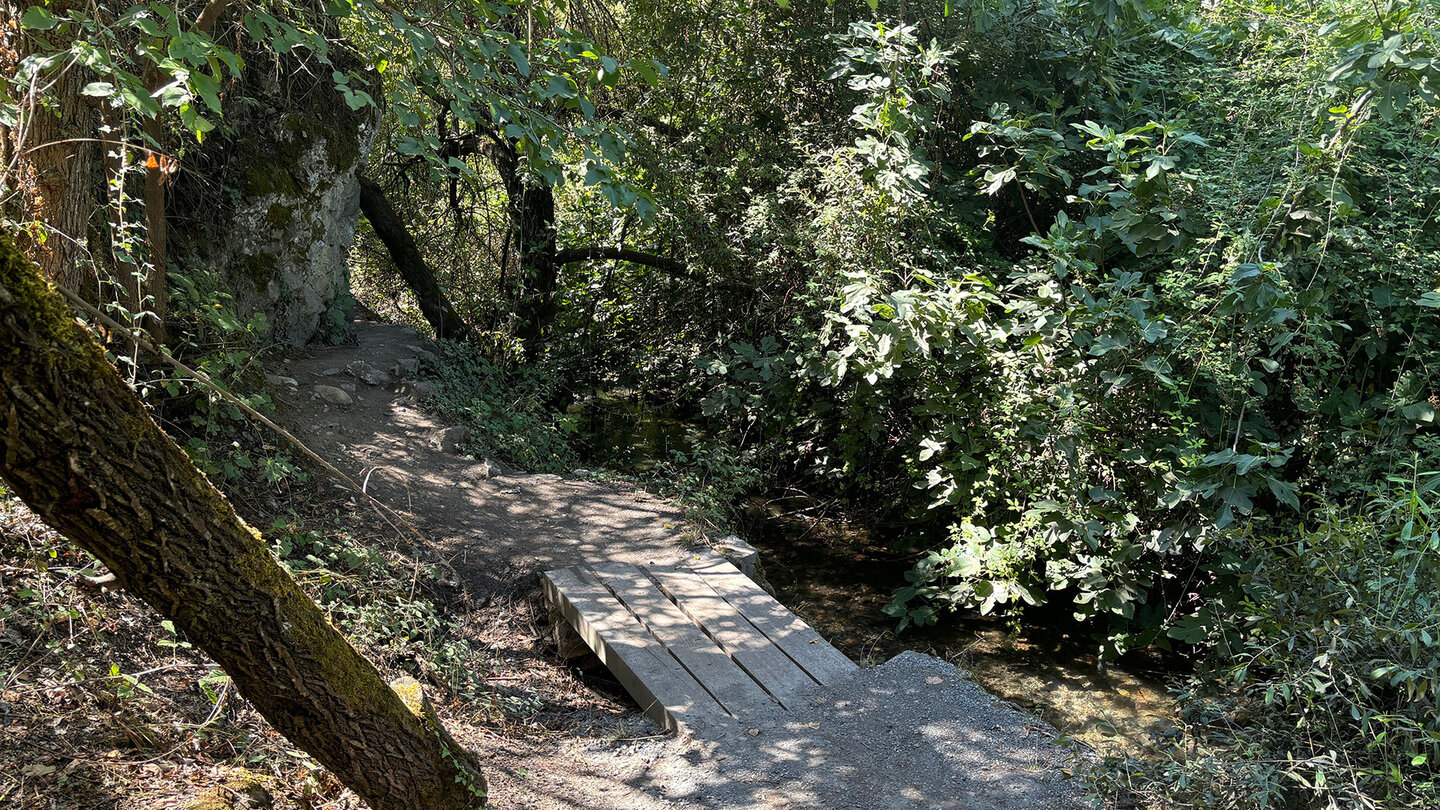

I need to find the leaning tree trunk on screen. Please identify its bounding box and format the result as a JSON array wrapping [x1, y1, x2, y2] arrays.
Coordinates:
[[0, 230, 486, 810], [357, 175, 473, 341]]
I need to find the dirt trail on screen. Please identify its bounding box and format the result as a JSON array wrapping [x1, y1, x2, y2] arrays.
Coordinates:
[[270, 320, 1089, 810]]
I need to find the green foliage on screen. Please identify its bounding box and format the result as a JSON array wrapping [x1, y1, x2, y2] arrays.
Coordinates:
[[266, 519, 524, 712], [684, 0, 1440, 664], [644, 437, 763, 531], [6, 0, 243, 141], [1091, 468, 1440, 809], [428, 340, 581, 473]]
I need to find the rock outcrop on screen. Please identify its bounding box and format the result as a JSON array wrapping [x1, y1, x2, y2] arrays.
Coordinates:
[[170, 47, 376, 346]]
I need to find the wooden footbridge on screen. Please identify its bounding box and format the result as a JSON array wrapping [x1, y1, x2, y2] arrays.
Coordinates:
[[543, 556, 856, 731]]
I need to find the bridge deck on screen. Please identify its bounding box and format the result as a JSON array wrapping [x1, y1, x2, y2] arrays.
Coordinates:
[[542, 557, 856, 732]]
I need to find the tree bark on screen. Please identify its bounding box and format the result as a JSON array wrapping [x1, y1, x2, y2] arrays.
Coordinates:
[[357, 175, 473, 341], [0, 230, 486, 810], [554, 246, 686, 275], [480, 136, 558, 357], [1, 0, 100, 296]]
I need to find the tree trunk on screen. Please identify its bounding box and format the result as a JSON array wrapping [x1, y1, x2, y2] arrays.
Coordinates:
[[357, 175, 473, 341], [1, 0, 100, 296], [514, 181, 559, 355], [483, 137, 558, 357], [0, 230, 487, 810]]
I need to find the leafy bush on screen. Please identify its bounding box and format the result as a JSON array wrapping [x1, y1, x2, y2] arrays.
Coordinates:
[[1091, 468, 1440, 809], [644, 436, 763, 531], [265, 519, 520, 712], [429, 340, 581, 473]]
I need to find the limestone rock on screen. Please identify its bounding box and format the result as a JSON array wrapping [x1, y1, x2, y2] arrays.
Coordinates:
[[346, 359, 392, 386], [392, 356, 421, 376], [429, 426, 469, 454], [168, 45, 377, 347], [464, 459, 506, 480], [265, 374, 299, 388], [313, 385, 352, 406], [715, 534, 760, 579]]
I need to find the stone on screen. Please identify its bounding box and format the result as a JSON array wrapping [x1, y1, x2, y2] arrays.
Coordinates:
[[406, 345, 438, 364], [429, 426, 470, 454], [464, 459, 506, 480], [346, 359, 393, 386], [170, 48, 379, 348], [265, 374, 299, 388], [570, 468, 594, 478], [339, 383, 357, 393], [392, 357, 421, 376], [395, 379, 434, 399], [321, 367, 341, 376], [313, 385, 352, 406], [714, 534, 760, 579]]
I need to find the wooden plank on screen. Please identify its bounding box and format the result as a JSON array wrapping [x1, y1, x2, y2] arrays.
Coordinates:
[[590, 562, 779, 717], [646, 563, 816, 708], [688, 557, 857, 685], [542, 566, 728, 732]]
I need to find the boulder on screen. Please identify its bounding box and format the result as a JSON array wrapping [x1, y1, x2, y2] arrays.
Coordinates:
[[168, 42, 377, 346], [429, 426, 469, 454]]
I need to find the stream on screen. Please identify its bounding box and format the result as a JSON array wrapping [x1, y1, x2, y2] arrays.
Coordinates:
[[576, 393, 1179, 753]]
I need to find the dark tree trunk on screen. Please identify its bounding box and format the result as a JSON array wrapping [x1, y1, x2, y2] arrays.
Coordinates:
[[514, 182, 559, 355], [484, 138, 558, 357], [358, 175, 473, 341], [0, 231, 486, 810]]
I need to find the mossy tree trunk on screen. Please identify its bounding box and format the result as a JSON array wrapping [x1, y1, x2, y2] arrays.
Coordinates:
[[0, 230, 486, 810]]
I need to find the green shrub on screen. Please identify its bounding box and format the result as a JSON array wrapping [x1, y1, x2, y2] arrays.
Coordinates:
[[1091, 467, 1440, 809], [428, 340, 581, 472]]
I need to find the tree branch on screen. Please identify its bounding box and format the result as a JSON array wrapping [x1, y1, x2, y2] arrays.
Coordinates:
[[554, 246, 685, 275]]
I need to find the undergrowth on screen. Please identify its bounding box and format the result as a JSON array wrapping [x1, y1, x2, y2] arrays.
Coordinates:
[[1089, 466, 1440, 809], [0, 482, 520, 808], [427, 340, 581, 473]]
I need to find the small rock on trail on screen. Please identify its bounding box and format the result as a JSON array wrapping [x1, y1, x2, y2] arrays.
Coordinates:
[[464, 459, 507, 480], [312, 385, 352, 406], [346, 359, 394, 386]]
